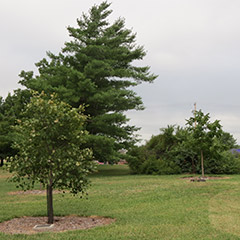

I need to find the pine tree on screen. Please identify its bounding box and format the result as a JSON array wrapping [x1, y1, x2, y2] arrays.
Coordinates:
[[19, 2, 157, 162]]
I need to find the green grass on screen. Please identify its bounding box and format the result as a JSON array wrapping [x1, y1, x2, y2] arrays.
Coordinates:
[[1, 165, 240, 239]]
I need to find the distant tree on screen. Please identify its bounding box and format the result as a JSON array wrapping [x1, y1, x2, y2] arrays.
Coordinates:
[[219, 131, 238, 150], [167, 127, 198, 174], [0, 97, 6, 166], [128, 126, 182, 175], [0, 89, 31, 166], [144, 125, 176, 158], [19, 1, 157, 163], [0, 112, 11, 166], [7, 92, 94, 224], [186, 110, 223, 177], [128, 111, 239, 175]]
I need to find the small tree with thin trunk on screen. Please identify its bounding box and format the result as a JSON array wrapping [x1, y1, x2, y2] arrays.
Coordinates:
[[7, 92, 94, 224], [186, 110, 222, 178]]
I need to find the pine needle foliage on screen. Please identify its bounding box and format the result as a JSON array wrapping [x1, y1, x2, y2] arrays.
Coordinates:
[[19, 2, 157, 162]]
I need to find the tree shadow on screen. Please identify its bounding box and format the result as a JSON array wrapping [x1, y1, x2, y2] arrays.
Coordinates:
[[90, 165, 131, 177]]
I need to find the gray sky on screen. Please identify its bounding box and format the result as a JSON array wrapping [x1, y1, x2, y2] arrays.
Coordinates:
[[1, 0, 240, 144]]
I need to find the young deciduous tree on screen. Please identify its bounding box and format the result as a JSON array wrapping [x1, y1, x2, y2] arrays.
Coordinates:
[[19, 1, 157, 163], [7, 92, 94, 224], [186, 110, 223, 177], [128, 112, 238, 175]]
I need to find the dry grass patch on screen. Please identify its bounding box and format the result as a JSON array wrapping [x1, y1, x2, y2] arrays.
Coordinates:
[[8, 190, 66, 195], [0, 172, 12, 179]]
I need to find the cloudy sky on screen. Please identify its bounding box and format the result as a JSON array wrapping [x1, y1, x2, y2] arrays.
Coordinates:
[[1, 0, 240, 144]]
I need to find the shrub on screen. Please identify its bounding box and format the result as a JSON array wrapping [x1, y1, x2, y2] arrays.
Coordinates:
[[140, 157, 181, 175]]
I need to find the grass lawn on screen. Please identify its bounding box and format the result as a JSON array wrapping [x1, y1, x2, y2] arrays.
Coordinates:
[[0, 165, 240, 239]]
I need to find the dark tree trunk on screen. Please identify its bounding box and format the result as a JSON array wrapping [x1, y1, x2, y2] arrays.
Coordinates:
[[191, 158, 196, 174], [47, 184, 54, 224], [47, 173, 54, 224], [0, 159, 3, 167], [201, 150, 204, 178]]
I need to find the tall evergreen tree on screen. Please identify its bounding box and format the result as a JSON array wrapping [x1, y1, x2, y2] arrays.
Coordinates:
[[19, 2, 157, 162]]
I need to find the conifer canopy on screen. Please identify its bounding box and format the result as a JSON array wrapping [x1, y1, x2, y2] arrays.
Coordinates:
[[19, 1, 157, 162]]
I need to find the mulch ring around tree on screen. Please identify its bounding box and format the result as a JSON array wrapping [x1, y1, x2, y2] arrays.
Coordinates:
[[181, 176, 230, 182], [0, 215, 116, 235]]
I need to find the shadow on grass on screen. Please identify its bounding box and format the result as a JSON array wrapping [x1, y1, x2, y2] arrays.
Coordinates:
[[90, 164, 131, 177]]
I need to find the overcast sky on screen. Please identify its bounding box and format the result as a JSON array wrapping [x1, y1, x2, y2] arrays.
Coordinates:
[[1, 0, 240, 144]]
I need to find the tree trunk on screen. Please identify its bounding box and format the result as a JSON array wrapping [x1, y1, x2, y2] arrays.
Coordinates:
[[201, 150, 204, 178], [47, 173, 54, 224], [191, 158, 196, 174], [0, 159, 3, 167]]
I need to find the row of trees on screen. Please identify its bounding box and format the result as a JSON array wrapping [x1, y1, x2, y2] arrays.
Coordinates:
[[128, 110, 240, 175]]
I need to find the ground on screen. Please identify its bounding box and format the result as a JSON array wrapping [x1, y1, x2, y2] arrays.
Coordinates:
[[0, 190, 115, 235], [2, 175, 227, 235], [1, 166, 240, 239], [0, 215, 115, 235], [181, 176, 230, 180]]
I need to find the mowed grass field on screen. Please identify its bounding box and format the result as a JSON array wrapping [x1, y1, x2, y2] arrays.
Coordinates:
[[1, 165, 240, 239]]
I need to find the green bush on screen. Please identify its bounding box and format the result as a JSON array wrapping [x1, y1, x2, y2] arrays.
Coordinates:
[[127, 123, 239, 175], [126, 146, 147, 174], [209, 151, 240, 174], [140, 157, 181, 175]]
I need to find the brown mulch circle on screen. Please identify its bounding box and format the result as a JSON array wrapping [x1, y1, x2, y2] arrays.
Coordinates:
[[181, 176, 230, 180], [0, 216, 116, 235]]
